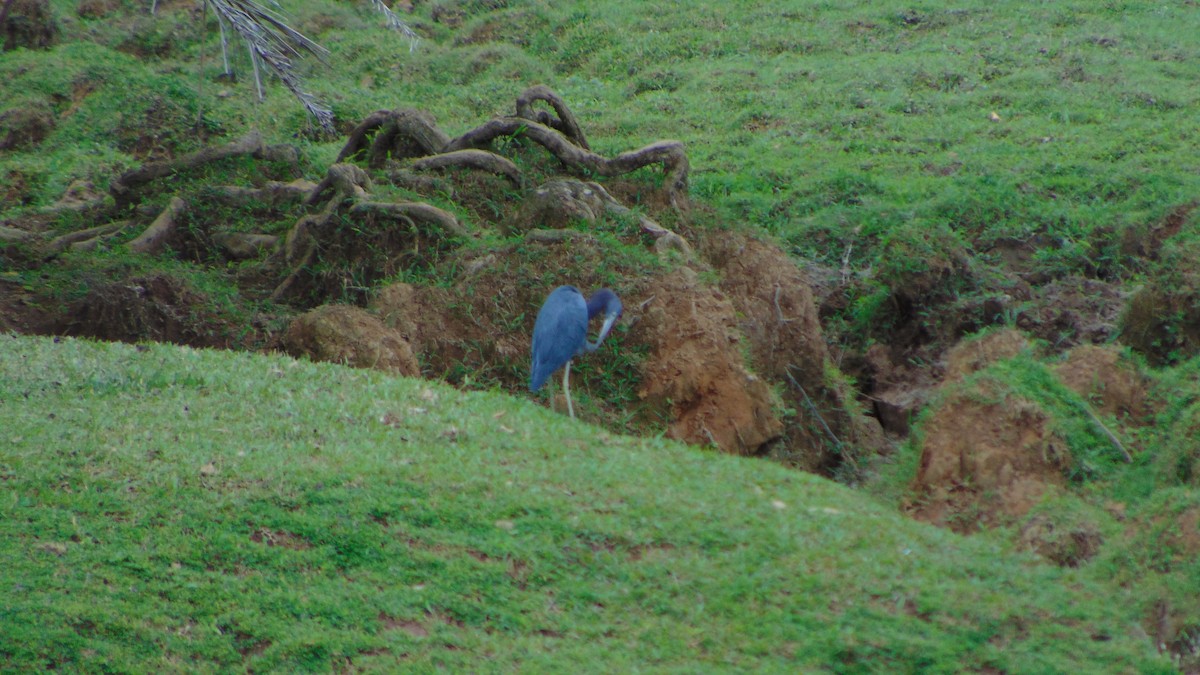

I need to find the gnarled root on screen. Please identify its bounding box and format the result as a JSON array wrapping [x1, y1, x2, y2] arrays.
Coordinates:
[[350, 201, 468, 238], [272, 163, 468, 303], [444, 119, 689, 209], [515, 84, 590, 150], [110, 133, 263, 207], [44, 220, 129, 256], [129, 197, 187, 254], [336, 109, 449, 168], [336, 86, 690, 209], [305, 163, 373, 208], [207, 179, 317, 208], [586, 181, 692, 257], [411, 149, 522, 188]]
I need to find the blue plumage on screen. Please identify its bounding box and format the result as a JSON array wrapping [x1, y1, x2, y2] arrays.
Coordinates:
[[530, 286, 589, 392], [529, 285, 623, 417]]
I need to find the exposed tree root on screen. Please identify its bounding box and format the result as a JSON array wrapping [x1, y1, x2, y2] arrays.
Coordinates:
[[44, 220, 129, 256], [336, 109, 449, 168], [446, 120, 689, 209], [350, 201, 468, 238], [585, 181, 692, 256], [336, 86, 690, 210], [214, 232, 279, 260], [524, 228, 597, 245], [411, 149, 522, 188], [30, 86, 689, 311], [207, 179, 317, 208], [515, 84, 590, 150], [129, 197, 186, 254], [110, 132, 264, 207], [304, 163, 373, 207], [0, 225, 34, 243], [272, 163, 467, 303], [108, 132, 302, 208]]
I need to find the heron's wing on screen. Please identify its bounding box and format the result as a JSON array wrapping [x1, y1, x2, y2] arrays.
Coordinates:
[[530, 289, 588, 391]]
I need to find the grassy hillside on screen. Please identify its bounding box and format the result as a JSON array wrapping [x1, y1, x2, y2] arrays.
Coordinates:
[[6, 0, 1199, 251], [0, 334, 1174, 671], [3, 0, 1200, 669]]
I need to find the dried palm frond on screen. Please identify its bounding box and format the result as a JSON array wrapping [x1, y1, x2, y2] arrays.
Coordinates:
[[365, 0, 419, 46], [201, 0, 419, 133]]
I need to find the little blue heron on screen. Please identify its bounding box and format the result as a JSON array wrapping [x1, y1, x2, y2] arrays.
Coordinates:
[[530, 285, 623, 418]]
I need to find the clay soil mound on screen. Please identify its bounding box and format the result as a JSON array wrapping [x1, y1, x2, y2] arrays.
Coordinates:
[[864, 328, 1033, 438], [636, 268, 782, 455], [910, 383, 1071, 533], [1017, 512, 1104, 568], [282, 304, 420, 376], [944, 328, 1031, 383], [1054, 344, 1153, 425], [701, 231, 885, 470]]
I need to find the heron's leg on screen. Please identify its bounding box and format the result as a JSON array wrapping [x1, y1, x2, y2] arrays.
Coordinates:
[[563, 360, 575, 419]]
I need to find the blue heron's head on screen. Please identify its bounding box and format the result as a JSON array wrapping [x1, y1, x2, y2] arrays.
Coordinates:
[[586, 288, 622, 349]]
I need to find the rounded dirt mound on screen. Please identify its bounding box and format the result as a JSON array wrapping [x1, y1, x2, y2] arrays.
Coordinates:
[[944, 328, 1031, 383], [283, 304, 420, 376], [1054, 344, 1153, 425], [700, 231, 885, 470], [1017, 511, 1104, 568], [910, 382, 1071, 533], [636, 267, 782, 455]]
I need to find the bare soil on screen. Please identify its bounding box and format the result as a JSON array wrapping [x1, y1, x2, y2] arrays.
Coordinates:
[[635, 267, 782, 455], [909, 387, 1071, 533]]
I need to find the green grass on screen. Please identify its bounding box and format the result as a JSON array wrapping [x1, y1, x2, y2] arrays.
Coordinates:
[[6, 0, 1198, 360], [4, 0, 1200, 668], [0, 334, 1175, 671]]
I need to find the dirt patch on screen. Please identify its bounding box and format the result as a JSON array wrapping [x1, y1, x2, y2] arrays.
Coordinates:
[[0, 169, 37, 209], [636, 267, 782, 455], [1054, 344, 1153, 425], [115, 97, 213, 162], [944, 328, 1031, 382], [1146, 506, 1200, 562], [1136, 503, 1200, 669], [862, 329, 1031, 438], [1121, 281, 1200, 367], [701, 231, 885, 470], [1016, 276, 1127, 351], [1121, 201, 1198, 262], [249, 528, 311, 550], [0, 280, 59, 335], [63, 274, 237, 348], [0, 101, 54, 151], [3, 0, 59, 51], [1017, 512, 1103, 567], [75, 0, 119, 19], [378, 612, 428, 638], [372, 282, 461, 356], [282, 304, 420, 376], [910, 384, 1071, 533]]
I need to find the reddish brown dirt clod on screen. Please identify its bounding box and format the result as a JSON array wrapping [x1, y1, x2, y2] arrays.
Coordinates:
[[282, 304, 420, 377]]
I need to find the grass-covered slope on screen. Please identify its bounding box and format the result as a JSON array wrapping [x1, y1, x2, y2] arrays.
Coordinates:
[[0, 335, 1172, 671], [7, 0, 1199, 251]]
